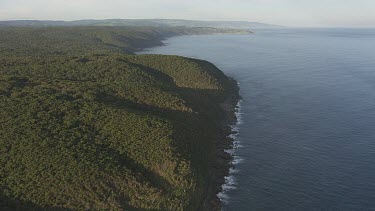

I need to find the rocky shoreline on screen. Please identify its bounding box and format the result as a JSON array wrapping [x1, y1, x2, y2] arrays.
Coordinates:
[[202, 79, 241, 210]]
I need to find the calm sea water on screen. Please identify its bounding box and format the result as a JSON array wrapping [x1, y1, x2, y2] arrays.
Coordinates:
[[142, 28, 375, 210]]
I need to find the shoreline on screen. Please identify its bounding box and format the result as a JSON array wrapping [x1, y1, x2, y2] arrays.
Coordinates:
[[218, 97, 242, 205], [132, 28, 252, 53], [136, 34, 241, 211], [200, 79, 241, 210]]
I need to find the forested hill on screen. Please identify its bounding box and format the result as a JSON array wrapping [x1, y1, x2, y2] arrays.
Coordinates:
[[0, 26, 250, 55], [0, 19, 278, 29], [0, 27, 239, 210]]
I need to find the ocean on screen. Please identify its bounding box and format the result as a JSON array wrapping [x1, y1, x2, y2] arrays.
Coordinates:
[[142, 28, 375, 210]]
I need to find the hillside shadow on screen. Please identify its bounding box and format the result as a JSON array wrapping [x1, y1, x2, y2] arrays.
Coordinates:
[[86, 129, 173, 193], [0, 195, 71, 211], [94, 82, 234, 188]]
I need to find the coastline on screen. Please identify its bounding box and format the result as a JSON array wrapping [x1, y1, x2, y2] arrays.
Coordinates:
[[137, 34, 241, 211], [131, 27, 252, 53], [0, 26, 242, 210], [204, 79, 241, 210], [218, 96, 242, 205]]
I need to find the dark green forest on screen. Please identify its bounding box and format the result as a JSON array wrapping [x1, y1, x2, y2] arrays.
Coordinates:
[[0, 26, 238, 210]]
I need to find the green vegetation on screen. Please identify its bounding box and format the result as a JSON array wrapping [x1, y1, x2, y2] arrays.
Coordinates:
[[0, 26, 238, 210], [0, 19, 259, 31]]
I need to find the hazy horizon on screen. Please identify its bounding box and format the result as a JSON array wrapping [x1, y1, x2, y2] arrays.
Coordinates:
[[1, 0, 375, 28]]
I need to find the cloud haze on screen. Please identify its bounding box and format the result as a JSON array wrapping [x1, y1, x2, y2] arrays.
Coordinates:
[[0, 0, 374, 27]]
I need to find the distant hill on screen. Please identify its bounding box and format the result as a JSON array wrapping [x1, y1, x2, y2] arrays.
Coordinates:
[[151, 19, 283, 29], [0, 19, 281, 29]]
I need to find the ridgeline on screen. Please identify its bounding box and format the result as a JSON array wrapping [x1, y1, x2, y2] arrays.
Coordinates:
[[0, 26, 241, 210]]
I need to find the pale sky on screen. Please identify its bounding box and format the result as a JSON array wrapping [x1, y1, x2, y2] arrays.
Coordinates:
[[0, 0, 374, 27]]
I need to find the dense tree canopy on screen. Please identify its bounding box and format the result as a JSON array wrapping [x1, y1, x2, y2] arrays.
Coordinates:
[[0, 26, 238, 210]]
